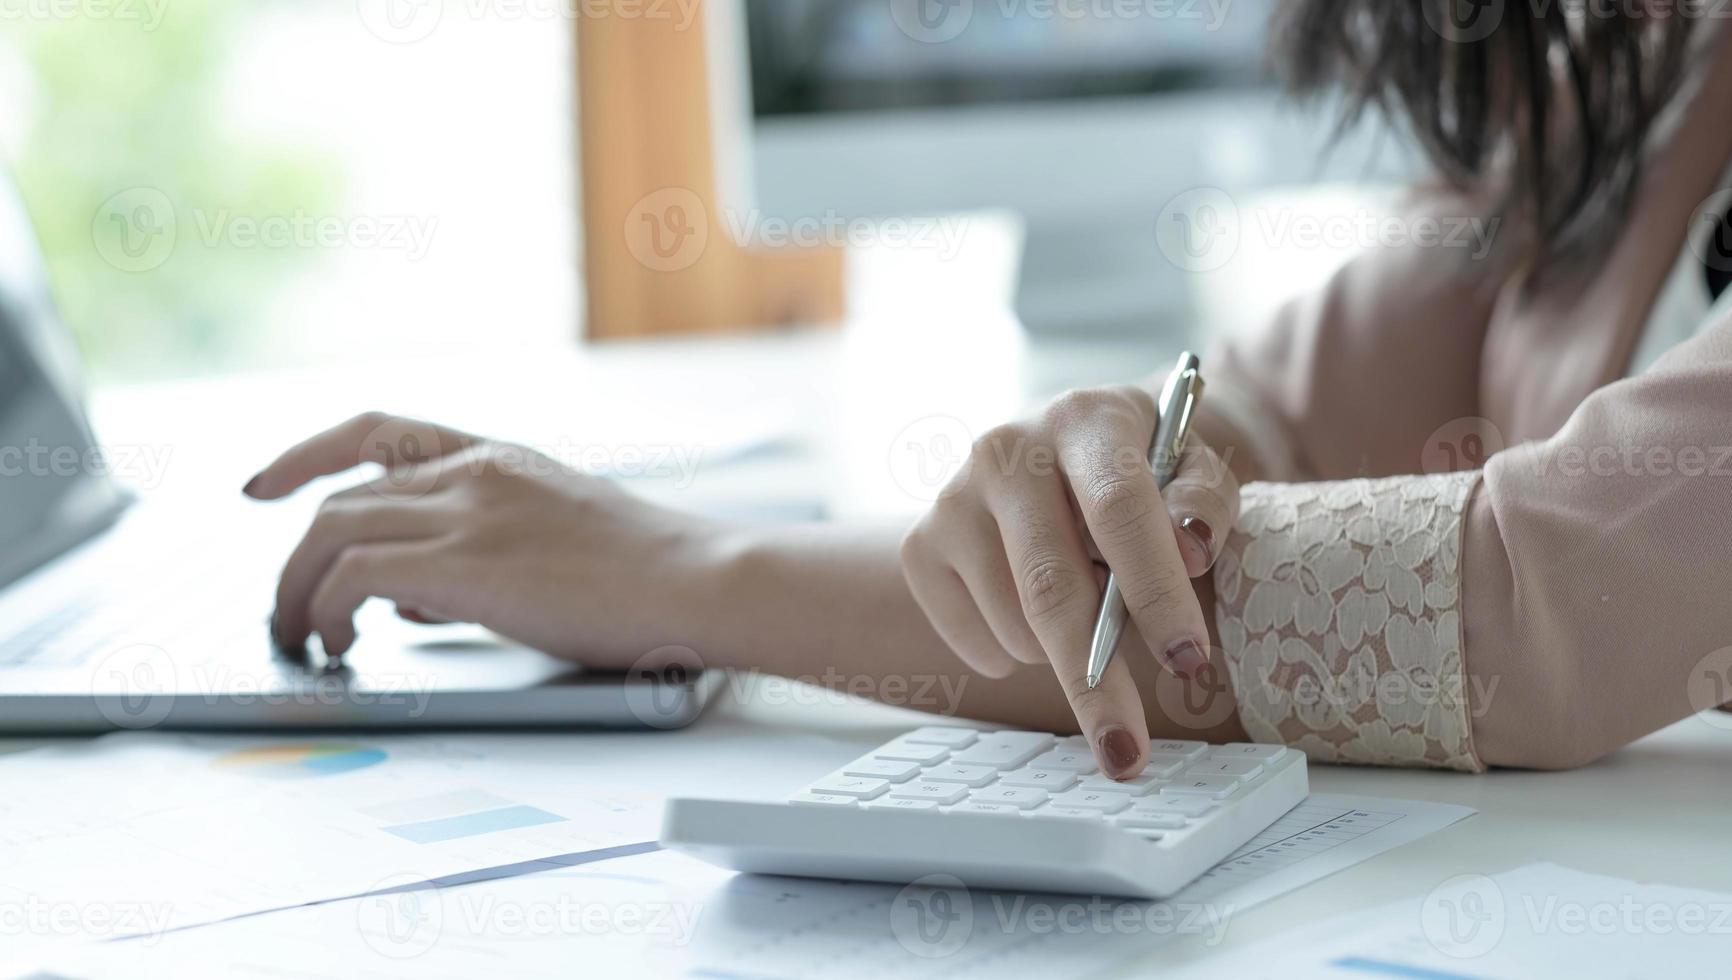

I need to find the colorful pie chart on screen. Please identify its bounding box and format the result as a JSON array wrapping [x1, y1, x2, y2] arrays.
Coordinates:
[[213, 743, 388, 779]]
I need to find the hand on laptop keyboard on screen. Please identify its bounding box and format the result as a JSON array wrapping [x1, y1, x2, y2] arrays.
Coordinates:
[[244, 413, 713, 666]]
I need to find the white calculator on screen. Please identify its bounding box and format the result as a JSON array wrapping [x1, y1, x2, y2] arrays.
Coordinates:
[[660, 727, 1307, 898]]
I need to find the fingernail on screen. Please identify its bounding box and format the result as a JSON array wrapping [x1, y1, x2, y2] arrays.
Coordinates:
[[1096, 727, 1142, 779], [242, 473, 265, 498], [1179, 517, 1215, 571], [1162, 637, 1210, 679]]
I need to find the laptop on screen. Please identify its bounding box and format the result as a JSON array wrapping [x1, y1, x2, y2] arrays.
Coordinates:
[[0, 172, 721, 732]]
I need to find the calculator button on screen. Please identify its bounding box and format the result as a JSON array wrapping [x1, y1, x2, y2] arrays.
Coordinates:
[[1026, 749, 1097, 774], [1025, 806, 1101, 822], [1188, 758, 1262, 779], [967, 786, 1049, 810], [1114, 813, 1186, 831], [949, 732, 1054, 770], [923, 765, 999, 787], [1131, 797, 1215, 818], [903, 727, 981, 748], [1210, 743, 1287, 761], [1161, 775, 1240, 799], [1076, 774, 1163, 797], [808, 776, 890, 800], [950, 802, 1023, 817], [1046, 790, 1131, 813], [863, 798, 939, 812], [1139, 756, 1188, 779], [999, 768, 1079, 791], [888, 781, 970, 805], [841, 759, 921, 783], [788, 792, 858, 807], [874, 742, 951, 765], [1055, 735, 1090, 751], [1148, 740, 1208, 761]]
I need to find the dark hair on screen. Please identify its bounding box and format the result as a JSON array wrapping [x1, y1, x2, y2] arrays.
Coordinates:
[[1274, 0, 1699, 275]]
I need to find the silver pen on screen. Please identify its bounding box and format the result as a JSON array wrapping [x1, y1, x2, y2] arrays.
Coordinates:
[[1085, 352, 1205, 689]]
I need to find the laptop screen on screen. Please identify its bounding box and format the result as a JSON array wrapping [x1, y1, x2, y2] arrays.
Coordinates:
[[0, 170, 128, 587]]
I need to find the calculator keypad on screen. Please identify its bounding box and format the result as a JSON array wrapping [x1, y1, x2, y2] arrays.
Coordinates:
[[795, 729, 1291, 838]]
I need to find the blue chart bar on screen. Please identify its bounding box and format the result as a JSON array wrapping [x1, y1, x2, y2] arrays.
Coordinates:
[[383, 805, 565, 844], [1330, 957, 1486, 980]]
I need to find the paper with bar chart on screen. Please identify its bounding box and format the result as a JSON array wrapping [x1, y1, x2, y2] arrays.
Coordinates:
[[0, 733, 661, 936], [28, 796, 1477, 980]]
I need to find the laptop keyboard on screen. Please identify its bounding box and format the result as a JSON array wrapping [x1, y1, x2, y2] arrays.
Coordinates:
[[0, 530, 271, 670]]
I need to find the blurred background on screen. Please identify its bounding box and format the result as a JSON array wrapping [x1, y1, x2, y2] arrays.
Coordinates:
[[0, 0, 577, 380], [0, 0, 1429, 521], [0, 0, 1417, 382]]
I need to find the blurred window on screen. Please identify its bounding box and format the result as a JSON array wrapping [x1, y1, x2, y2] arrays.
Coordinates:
[[746, 0, 1276, 116], [0, 2, 575, 381]]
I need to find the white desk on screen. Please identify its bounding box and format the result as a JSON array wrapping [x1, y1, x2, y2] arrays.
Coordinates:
[[8, 688, 1727, 975], [9, 216, 1731, 974]]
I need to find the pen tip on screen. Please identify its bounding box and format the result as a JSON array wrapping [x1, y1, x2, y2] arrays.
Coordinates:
[[1085, 672, 1102, 690]]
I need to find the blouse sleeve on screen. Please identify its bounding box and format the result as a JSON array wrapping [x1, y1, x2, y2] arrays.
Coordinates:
[[1181, 189, 1507, 771], [1212, 313, 1732, 772], [1214, 472, 1484, 771]]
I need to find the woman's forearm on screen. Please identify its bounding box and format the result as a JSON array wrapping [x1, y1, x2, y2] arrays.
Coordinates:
[[690, 521, 1249, 743]]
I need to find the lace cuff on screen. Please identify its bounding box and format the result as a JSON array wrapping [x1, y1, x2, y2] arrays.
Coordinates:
[[1213, 473, 1486, 772]]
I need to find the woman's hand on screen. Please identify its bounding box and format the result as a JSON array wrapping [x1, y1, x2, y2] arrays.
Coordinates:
[[899, 384, 1241, 779], [243, 413, 713, 664]]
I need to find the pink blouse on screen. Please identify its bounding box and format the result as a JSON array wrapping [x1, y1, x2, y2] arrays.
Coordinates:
[[1200, 24, 1732, 771]]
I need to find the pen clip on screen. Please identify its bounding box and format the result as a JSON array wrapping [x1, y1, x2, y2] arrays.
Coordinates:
[[1153, 368, 1203, 477], [1170, 370, 1204, 458]]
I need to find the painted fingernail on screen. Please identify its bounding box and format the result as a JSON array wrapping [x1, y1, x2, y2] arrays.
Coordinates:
[[1097, 727, 1142, 779], [1179, 517, 1215, 570], [1162, 638, 1210, 679], [242, 473, 265, 497]]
